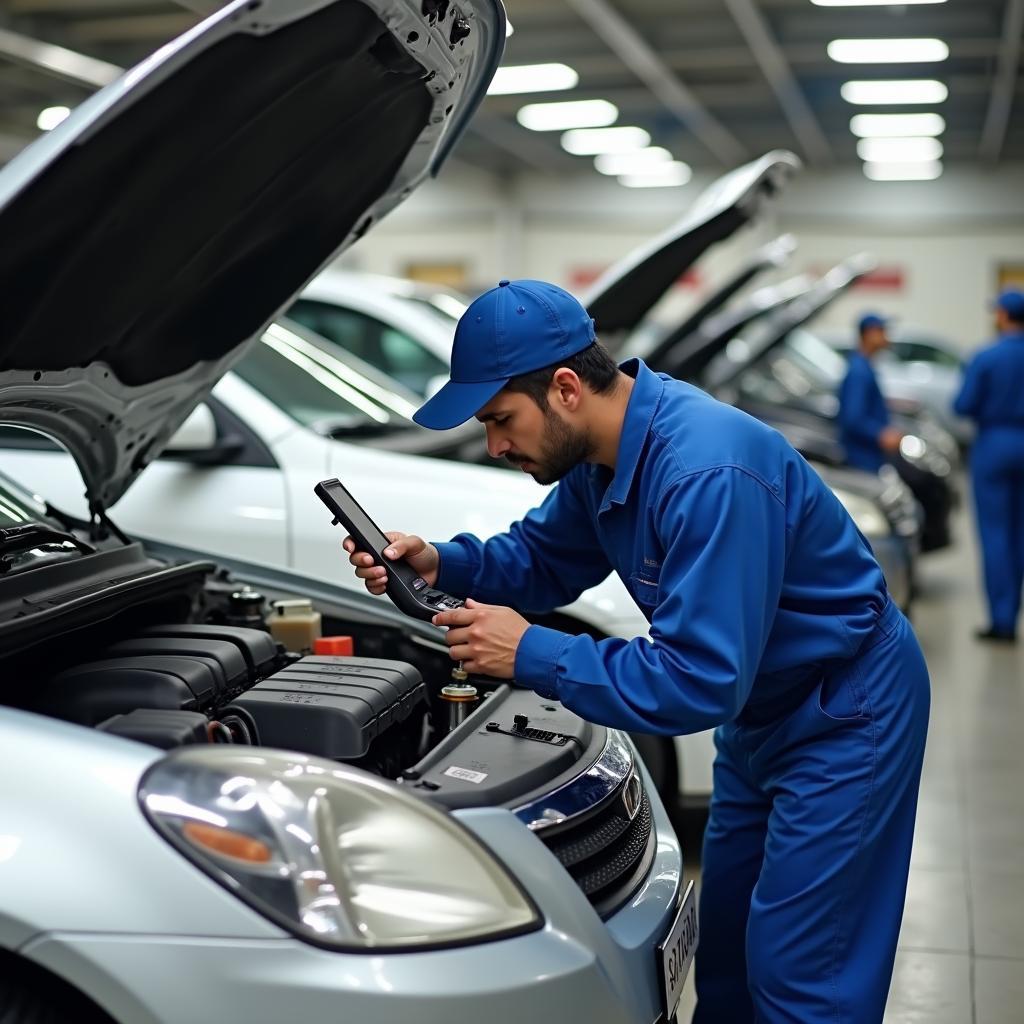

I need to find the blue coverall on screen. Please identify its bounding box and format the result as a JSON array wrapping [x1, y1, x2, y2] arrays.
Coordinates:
[[837, 351, 891, 472], [954, 330, 1024, 634], [435, 359, 930, 1024]]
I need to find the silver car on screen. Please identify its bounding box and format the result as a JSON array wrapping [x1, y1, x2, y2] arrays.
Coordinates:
[[0, 2, 690, 1022]]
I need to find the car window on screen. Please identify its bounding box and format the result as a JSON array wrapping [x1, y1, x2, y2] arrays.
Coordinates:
[[0, 425, 61, 452], [890, 341, 961, 368], [233, 336, 400, 435], [287, 299, 448, 395], [0, 470, 60, 528]]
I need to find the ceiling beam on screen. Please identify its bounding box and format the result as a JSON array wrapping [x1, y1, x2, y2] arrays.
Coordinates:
[[562, 0, 747, 165], [980, 0, 1024, 161], [0, 26, 121, 87], [68, 12, 197, 42], [721, 0, 832, 165]]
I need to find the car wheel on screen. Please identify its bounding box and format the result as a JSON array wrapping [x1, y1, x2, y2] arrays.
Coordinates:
[[0, 958, 114, 1024]]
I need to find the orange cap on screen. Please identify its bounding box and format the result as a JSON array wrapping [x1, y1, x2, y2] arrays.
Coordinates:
[[314, 635, 354, 656]]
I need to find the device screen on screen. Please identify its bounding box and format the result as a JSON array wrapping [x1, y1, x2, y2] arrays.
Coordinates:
[[321, 481, 392, 555]]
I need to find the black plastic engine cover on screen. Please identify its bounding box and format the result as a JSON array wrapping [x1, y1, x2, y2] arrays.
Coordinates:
[[229, 656, 426, 759], [140, 624, 278, 676], [99, 708, 209, 748], [104, 636, 250, 695], [32, 656, 216, 724]]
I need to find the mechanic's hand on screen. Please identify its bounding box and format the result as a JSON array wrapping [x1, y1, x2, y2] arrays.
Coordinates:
[[431, 599, 530, 678], [343, 531, 439, 596], [879, 427, 904, 454]]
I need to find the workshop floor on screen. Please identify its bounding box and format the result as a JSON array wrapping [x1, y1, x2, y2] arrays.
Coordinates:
[[677, 501, 1024, 1023]]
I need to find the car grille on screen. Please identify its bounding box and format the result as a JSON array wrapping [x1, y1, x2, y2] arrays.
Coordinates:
[[535, 775, 656, 918]]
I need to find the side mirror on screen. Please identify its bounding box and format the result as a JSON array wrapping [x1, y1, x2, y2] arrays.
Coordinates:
[[165, 404, 218, 452], [163, 404, 244, 465]]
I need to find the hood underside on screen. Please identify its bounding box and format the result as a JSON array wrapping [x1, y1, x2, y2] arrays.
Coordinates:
[[582, 150, 801, 337], [0, 0, 503, 512]]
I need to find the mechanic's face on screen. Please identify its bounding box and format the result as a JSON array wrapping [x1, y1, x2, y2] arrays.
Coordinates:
[[862, 326, 889, 356], [476, 388, 594, 485]]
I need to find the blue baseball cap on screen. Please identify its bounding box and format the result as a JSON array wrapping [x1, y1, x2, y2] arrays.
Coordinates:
[[413, 278, 597, 430], [994, 289, 1024, 322], [858, 312, 889, 333]]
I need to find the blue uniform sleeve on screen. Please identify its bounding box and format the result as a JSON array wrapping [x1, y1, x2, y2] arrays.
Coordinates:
[[432, 469, 614, 614], [953, 353, 983, 418], [514, 467, 787, 734], [838, 362, 889, 445]]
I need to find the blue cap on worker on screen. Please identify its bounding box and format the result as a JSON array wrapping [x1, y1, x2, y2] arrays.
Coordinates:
[[413, 278, 597, 430], [858, 312, 889, 334], [994, 288, 1024, 323]]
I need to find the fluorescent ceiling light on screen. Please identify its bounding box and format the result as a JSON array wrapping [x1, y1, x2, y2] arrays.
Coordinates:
[[619, 162, 693, 188], [813, 0, 945, 6], [561, 126, 651, 155], [850, 112, 945, 137], [863, 161, 943, 181], [828, 38, 949, 64], [857, 136, 944, 162], [36, 105, 70, 131], [488, 63, 578, 95], [517, 99, 617, 131], [594, 147, 672, 175], [841, 79, 948, 105]]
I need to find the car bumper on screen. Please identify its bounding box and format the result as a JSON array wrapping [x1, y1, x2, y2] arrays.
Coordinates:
[[22, 769, 684, 1024]]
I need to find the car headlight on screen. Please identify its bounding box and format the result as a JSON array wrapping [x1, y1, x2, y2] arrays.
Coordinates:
[[832, 488, 890, 538], [141, 748, 540, 951]]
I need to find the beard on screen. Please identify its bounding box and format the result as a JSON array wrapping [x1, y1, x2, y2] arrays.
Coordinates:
[[505, 406, 595, 485]]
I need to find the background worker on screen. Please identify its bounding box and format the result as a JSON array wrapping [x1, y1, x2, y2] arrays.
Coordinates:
[[343, 279, 931, 1024], [838, 313, 904, 472], [954, 289, 1024, 642]]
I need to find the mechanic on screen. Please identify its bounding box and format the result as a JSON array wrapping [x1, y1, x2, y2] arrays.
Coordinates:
[[954, 288, 1024, 643], [343, 279, 930, 1024], [837, 313, 904, 472]]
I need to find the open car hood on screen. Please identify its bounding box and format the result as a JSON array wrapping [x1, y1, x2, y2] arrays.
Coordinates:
[[637, 233, 796, 368], [0, 0, 504, 514], [581, 150, 801, 336], [704, 252, 878, 390], [657, 272, 815, 381]]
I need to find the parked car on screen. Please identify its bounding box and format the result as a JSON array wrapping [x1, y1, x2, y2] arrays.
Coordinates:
[[287, 150, 804, 396], [0, 3, 693, 1023], [676, 258, 959, 553], [820, 327, 972, 446]]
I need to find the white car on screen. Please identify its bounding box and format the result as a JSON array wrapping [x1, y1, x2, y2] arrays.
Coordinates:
[[819, 327, 972, 446], [0, 2, 695, 1022]]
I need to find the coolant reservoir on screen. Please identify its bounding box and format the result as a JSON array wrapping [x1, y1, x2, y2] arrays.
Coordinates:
[[266, 598, 322, 654]]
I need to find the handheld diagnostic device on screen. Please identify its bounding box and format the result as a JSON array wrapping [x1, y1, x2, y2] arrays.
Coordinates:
[[315, 478, 465, 623]]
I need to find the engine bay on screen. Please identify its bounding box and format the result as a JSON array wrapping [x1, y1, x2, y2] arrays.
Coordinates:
[[0, 539, 600, 806]]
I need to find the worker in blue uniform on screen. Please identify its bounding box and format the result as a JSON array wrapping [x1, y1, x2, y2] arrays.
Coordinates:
[[954, 289, 1024, 642], [343, 280, 930, 1024], [837, 313, 904, 472]]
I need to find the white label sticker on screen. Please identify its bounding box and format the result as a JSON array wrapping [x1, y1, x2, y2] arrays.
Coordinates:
[[444, 766, 488, 784]]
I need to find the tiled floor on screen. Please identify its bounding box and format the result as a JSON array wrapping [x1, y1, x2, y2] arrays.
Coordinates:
[[676, 502, 1024, 1022]]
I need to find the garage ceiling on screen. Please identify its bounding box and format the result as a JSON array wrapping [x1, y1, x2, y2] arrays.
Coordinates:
[[0, 0, 1020, 173]]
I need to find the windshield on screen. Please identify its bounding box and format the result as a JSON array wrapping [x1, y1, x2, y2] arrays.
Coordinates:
[[0, 473, 55, 528], [233, 324, 420, 436], [287, 298, 450, 396], [0, 472, 86, 576], [734, 327, 844, 418]]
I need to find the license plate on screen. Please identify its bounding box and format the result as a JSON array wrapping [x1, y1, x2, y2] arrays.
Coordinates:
[[658, 879, 698, 1021]]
